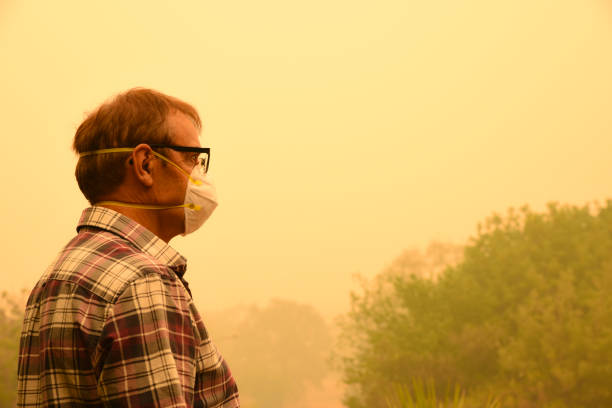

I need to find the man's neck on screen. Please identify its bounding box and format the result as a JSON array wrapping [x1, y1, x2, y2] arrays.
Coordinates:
[[97, 204, 180, 243]]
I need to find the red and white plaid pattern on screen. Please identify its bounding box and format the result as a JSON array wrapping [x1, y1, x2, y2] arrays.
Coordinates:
[[18, 206, 240, 407]]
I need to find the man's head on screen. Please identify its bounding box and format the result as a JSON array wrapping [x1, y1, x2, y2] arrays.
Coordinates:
[[73, 88, 213, 241], [73, 88, 202, 204]]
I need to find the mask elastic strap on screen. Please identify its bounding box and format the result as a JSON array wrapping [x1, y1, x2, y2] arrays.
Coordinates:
[[79, 147, 203, 186], [95, 201, 202, 211]]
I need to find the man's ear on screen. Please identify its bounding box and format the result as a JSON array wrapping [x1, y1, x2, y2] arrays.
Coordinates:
[[129, 144, 155, 187]]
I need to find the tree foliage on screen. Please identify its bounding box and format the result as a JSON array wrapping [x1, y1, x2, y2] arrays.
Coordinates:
[[337, 203, 612, 408]]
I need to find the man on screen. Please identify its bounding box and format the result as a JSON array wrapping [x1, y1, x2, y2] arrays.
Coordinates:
[[17, 88, 240, 407]]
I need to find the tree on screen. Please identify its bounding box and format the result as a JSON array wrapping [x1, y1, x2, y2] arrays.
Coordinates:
[[335, 241, 464, 408], [206, 299, 333, 408], [337, 202, 612, 408]]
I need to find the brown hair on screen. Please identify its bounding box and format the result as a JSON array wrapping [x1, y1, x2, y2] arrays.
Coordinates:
[[73, 88, 201, 204]]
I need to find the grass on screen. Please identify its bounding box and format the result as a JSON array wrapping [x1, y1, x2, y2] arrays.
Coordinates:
[[386, 379, 502, 408]]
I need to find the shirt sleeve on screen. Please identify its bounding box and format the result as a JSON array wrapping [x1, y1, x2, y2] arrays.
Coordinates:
[[97, 274, 196, 407]]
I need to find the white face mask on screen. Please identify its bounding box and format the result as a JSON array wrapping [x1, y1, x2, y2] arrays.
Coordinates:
[[182, 165, 218, 235]]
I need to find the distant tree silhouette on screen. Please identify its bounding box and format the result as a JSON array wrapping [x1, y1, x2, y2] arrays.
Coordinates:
[[206, 299, 333, 408]]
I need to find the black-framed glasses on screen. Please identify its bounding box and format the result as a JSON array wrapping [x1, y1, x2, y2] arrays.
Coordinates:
[[149, 144, 210, 174]]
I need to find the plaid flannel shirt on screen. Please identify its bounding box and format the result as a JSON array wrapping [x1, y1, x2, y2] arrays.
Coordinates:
[[17, 206, 240, 407]]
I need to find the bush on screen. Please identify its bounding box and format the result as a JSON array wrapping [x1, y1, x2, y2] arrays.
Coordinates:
[[0, 290, 26, 407]]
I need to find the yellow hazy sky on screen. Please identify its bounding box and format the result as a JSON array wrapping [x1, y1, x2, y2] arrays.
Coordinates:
[[1, 0, 611, 316]]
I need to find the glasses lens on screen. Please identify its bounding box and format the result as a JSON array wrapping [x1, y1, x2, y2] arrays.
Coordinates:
[[198, 153, 209, 174]]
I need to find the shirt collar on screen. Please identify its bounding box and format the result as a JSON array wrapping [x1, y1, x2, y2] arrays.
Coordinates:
[[76, 206, 188, 277]]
